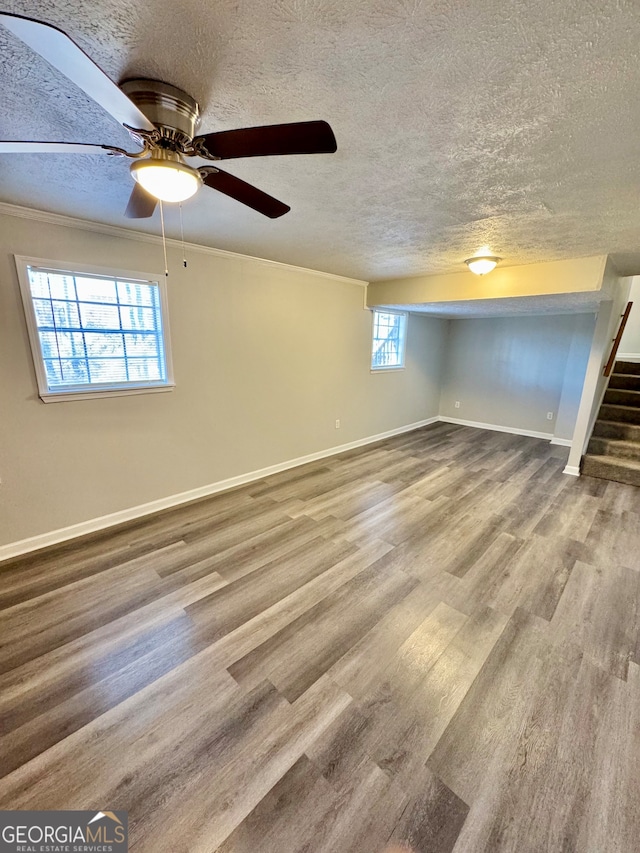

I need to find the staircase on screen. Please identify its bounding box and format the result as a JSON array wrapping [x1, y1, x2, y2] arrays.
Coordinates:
[[582, 360, 640, 486]]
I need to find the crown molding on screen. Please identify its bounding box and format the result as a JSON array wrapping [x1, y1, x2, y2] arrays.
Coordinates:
[[0, 201, 368, 288]]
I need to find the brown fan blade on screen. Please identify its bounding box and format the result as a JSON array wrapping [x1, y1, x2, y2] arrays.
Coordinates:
[[125, 184, 157, 219], [0, 13, 154, 132], [0, 141, 117, 154], [194, 120, 337, 160], [200, 168, 290, 218]]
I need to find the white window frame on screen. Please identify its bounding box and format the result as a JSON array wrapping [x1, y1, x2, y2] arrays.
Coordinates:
[[370, 308, 408, 371], [15, 255, 175, 403]]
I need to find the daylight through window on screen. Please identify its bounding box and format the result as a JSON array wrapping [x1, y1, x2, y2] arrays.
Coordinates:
[[371, 309, 407, 370], [18, 260, 173, 401]]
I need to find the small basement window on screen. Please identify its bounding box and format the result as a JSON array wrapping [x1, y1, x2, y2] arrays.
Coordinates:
[[371, 309, 407, 370], [16, 257, 174, 402]]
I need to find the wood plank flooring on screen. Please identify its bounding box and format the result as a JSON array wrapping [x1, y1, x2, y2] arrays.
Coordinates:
[[1, 422, 639, 852]]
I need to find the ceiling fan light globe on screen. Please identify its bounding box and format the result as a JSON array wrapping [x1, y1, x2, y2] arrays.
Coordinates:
[[131, 158, 201, 203], [465, 256, 501, 275]]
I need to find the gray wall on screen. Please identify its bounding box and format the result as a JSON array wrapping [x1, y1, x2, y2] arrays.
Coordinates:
[[619, 275, 640, 359], [439, 314, 595, 437], [553, 313, 597, 441], [0, 211, 446, 548]]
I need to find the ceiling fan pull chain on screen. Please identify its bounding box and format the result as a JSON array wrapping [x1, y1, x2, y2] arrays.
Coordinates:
[[159, 200, 169, 277], [179, 202, 187, 268]]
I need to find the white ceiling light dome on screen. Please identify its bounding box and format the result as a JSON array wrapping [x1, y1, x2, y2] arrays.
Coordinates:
[[465, 256, 501, 275], [131, 151, 201, 203]]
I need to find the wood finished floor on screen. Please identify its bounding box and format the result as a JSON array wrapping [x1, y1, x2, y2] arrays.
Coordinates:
[[1, 423, 639, 852]]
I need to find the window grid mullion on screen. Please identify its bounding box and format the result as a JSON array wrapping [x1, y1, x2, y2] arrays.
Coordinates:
[[46, 272, 65, 382], [117, 285, 130, 383], [72, 275, 92, 383], [153, 286, 165, 382]]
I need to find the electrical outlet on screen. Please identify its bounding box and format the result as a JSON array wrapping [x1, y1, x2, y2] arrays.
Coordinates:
[[454, 401, 460, 409], [547, 412, 554, 420], [335, 419, 341, 429]]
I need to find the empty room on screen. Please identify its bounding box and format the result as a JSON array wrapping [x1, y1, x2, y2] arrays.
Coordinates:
[[1, 2, 639, 852]]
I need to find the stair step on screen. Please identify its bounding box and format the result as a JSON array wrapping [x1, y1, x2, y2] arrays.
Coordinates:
[[603, 388, 640, 407], [609, 373, 640, 391], [615, 360, 640, 376], [581, 454, 640, 487], [598, 403, 640, 424], [592, 420, 640, 441], [587, 436, 640, 462]]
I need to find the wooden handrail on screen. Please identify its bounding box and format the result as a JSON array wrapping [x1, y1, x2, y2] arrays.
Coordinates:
[[603, 301, 633, 377]]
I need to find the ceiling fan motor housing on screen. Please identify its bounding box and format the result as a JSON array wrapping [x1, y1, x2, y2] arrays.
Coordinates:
[[120, 79, 201, 149]]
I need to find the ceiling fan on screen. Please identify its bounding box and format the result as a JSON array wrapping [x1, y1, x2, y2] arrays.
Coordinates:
[[0, 13, 337, 219]]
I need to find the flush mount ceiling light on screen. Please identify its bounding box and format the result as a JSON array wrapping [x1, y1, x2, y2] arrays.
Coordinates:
[[130, 151, 201, 203], [465, 256, 501, 275]]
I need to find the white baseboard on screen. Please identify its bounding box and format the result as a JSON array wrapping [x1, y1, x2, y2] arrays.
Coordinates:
[[0, 416, 439, 562], [563, 465, 580, 476], [617, 353, 640, 362], [439, 416, 554, 441], [550, 437, 573, 447]]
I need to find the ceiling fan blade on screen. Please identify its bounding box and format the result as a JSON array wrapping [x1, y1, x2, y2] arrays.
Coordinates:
[[195, 120, 337, 160], [0, 13, 154, 132], [200, 168, 290, 218], [0, 141, 115, 154], [125, 184, 157, 219]]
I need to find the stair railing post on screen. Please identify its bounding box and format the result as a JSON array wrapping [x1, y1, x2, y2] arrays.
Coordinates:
[[603, 301, 633, 377]]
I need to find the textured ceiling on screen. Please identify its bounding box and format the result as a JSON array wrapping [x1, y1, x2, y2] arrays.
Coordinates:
[[387, 291, 604, 319], [2, 0, 640, 281]]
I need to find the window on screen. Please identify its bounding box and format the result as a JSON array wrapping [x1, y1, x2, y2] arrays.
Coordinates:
[[371, 309, 407, 370], [16, 257, 174, 402]]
